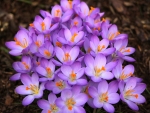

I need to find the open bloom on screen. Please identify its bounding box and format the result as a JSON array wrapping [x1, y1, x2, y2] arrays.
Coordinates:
[[84, 54, 116, 82], [5, 29, 32, 56], [45, 75, 71, 94], [58, 62, 87, 85], [56, 86, 88, 113], [119, 77, 146, 111], [37, 93, 61, 113], [89, 80, 120, 113], [15, 73, 45, 105], [112, 61, 134, 81], [55, 46, 80, 65], [36, 59, 56, 82]]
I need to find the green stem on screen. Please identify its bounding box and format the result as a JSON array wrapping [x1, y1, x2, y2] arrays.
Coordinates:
[[93, 108, 97, 113], [146, 88, 150, 95]]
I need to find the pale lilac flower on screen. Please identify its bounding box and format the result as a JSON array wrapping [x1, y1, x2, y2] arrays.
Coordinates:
[[112, 61, 134, 81], [89, 80, 120, 112], [90, 35, 115, 56], [119, 77, 146, 110], [45, 76, 71, 94], [58, 62, 87, 85], [38, 41, 54, 59], [13, 56, 32, 73], [71, 16, 82, 28], [36, 59, 56, 82], [5, 29, 32, 56], [114, 38, 135, 62], [55, 46, 80, 65], [37, 93, 61, 113], [15, 73, 45, 105], [56, 86, 88, 113], [84, 54, 116, 82]]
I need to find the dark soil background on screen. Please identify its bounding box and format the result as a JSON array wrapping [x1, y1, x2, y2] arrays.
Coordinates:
[[0, 0, 150, 113]]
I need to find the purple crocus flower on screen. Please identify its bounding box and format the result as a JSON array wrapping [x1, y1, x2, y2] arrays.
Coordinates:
[[56, 86, 88, 113], [89, 80, 120, 113], [5, 29, 32, 56], [36, 59, 56, 82], [45, 75, 71, 94], [84, 54, 116, 82], [37, 93, 61, 113], [90, 35, 115, 56], [71, 16, 82, 28], [119, 77, 146, 110], [55, 45, 80, 65], [13, 56, 32, 73], [38, 41, 54, 59], [114, 38, 135, 62], [15, 73, 45, 105], [112, 61, 134, 81], [30, 34, 44, 54], [58, 62, 87, 85]]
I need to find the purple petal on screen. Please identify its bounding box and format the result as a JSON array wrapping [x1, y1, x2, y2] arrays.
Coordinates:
[[61, 65, 72, 76], [85, 67, 94, 77], [31, 73, 39, 86], [62, 9, 73, 23], [76, 79, 87, 85], [125, 99, 139, 111], [10, 73, 21, 81], [55, 98, 65, 107], [21, 74, 32, 86], [36, 66, 47, 76], [76, 68, 84, 79], [108, 93, 120, 104], [123, 56, 135, 62], [75, 93, 88, 106], [22, 95, 34, 106], [134, 83, 146, 93], [69, 46, 79, 61], [93, 98, 103, 108], [112, 61, 122, 79], [123, 64, 134, 76], [103, 103, 115, 113], [37, 99, 49, 109], [101, 72, 114, 80], [105, 61, 117, 71], [55, 47, 65, 62], [64, 29, 72, 41], [61, 89, 72, 101], [98, 80, 108, 94], [84, 55, 94, 69], [9, 50, 22, 56], [43, 17, 51, 30], [94, 54, 106, 68], [89, 87, 98, 98], [128, 94, 145, 104], [45, 81, 55, 90], [72, 62, 81, 72], [15, 85, 32, 95], [122, 47, 135, 55], [74, 106, 86, 113], [125, 78, 137, 91], [108, 80, 119, 93], [48, 93, 57, 104], [58, 73, 68, 80]]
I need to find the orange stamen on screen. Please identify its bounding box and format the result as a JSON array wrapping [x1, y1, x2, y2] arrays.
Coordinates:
[[35, 41, 41, 47], [74, 21, 78, 26], [44, 50, 51, 57], [29, 23, 34, 27], [87, 48, 91, 53], [14, 37, 28, 48], [97, 45, 105, 52], [41, 22, 46, 31], [55, 10, 61, 17], [22, 62, 29, 70], [48, 110, 51, 113], [71, 33, 78, 42], [63, 53, 71, 62], [56, 41, 62, 47], [68, 0, 72, 8], [94, 66, 105, 76], [89, 7, 95, 15], [70, 71, 76, 81], [100, 92, 108, 102], [26, 87, 30, 90]]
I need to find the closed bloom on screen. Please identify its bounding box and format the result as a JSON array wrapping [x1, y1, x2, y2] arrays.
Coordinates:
[[58, 62, 87, 85], [89, 80, 120, 113], [5, 29, 32, 56], [45, 76, 71, 94], [36, 59, 56, 82], [56, 86, 88, 113], [15, 73, 45, 105], [37, 93, 61, 113], [119, 77, 146, 111], [84, 54, 116, 82]]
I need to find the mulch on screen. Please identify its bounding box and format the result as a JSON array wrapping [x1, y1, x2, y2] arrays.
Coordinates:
[[0, 0, 150, 113]]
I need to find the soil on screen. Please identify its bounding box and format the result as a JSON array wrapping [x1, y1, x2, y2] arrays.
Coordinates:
[[0, 0, 150, 113]]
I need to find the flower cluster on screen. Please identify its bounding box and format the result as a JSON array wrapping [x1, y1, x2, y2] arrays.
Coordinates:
[[6, 0, 146, 113]]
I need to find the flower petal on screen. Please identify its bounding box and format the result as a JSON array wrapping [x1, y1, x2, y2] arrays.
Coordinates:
[[103, 103, 115, 113], [37, 99, 50, 109], [98, 80, 108, 94], [108, 93, 120, 104], [22, 95, 34, 106]]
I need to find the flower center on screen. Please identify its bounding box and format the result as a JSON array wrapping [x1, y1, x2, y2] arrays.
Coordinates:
[[68, 0, 72, 8], [50, 104, 58, 113], [65, 98, 76, 111], [35, 41, 41, 47], [69, 71, 76, 81], [63, 53, 71, 62], [124, 89, 138, 99], [84, 86, 92, 98], [56, 41, 62, 47], [94, 66, 105, 77], [99, 92, 108, 102], [22, 62, 30, 70], [26, 84, 39, 94], [55, 81, 65, 89], [120, 71, 133, 80], [97, 45, 105, 52], [108, 31, 120, 40], [71, 33, 78, 42], [74, 21, 78, 26], [41, 22, 46, 31], [44, 50, 51, 57], [46, 67, 52, 78], [55, 9, 61, 17], [89, 7, 95, 15], [14, 37, 28, 48]]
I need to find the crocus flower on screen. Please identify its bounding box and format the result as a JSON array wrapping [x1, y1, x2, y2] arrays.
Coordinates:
[[45, 75, 71, 94], [38, 41, 54, 59], [90, 35, 115, 56], [30, 34, 44, 53], [119, 77, 146, 110], [89, 80, 120, 113], [56, 86, 88, 113], [112, 61, 134, 81], [37, 93, 61, 113], [36, 59, 56, 82], [84, 54, 116, 82], [58, 62, 87, 85], [13, 56, 32, 73], [71, 16, 82, 28], [5, 29, 32, 56], [114, 38, 135, 62], [15, 73, 45, 105], [55, 45, 80, 65]]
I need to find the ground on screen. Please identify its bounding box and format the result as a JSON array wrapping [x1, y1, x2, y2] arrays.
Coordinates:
[[0, 0, 150, 113]]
